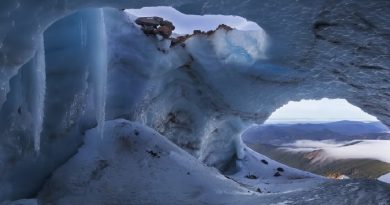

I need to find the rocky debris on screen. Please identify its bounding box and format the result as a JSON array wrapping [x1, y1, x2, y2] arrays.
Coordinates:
[[256, 188, 262, 193], [277, 167, 285, 172], [160, 20, 175, 30], [135, 17, 235, 51], [261, 159, 269, 165], [157, 26, 172, 38], [274, 172, 281, 177], [193, 30, 202, 35], [170, 24, 234, 47], [135, 16, 175, 39], [216, 24, 233, 31], [135, 17, 162, 27], [245, 173, 258, 179], [146, 150, 160, 158]]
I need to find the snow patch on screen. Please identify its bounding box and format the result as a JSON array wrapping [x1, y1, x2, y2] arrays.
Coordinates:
[[378, 173, 390, 184]]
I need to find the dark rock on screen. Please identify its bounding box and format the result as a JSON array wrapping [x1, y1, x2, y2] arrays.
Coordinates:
[[245, 173, 258, 179], [135, 17, 174, 39], [216, 24, 233, 31], [274, 172, 281, 177], [157, 26, 173, 38], [135, 17, 162, 27], [160, 20, 175, 30], [146, 150, 160, 158], [277, 167, 284, 172], [153, 16, 164, 23], [170, 35, 190, 47], [134, 130, 139, 136], [193, 30, 202, 34], [256, 188, 262, 193], [261, 159, 268, 165], [141, 26, 158, 35]]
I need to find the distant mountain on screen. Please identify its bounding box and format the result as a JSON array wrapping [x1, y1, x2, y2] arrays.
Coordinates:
[[243, 121, 390, 145], [247, 143, 390, 179]]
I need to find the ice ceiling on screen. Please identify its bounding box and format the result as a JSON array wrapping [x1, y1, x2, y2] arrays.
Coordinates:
[[0, 0, 390, 202]]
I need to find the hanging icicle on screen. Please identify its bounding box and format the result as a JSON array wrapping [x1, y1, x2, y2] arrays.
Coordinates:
[[31, 34, 46, 152], [93, 8, 108, 139]]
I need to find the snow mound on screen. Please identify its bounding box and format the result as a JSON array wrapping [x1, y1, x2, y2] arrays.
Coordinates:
[[38, 119, 260, 205]]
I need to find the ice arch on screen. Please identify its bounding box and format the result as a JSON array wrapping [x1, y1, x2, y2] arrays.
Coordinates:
[[0, 0, 390, 202]]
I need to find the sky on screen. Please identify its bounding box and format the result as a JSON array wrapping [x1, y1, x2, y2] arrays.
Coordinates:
[[266, 98, 378, 123]]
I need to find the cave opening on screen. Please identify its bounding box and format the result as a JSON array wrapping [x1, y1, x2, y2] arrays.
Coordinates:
[[242, 98, 390, 180]]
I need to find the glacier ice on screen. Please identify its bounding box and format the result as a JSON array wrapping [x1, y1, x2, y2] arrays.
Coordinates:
[[0, 0, 389, 204]]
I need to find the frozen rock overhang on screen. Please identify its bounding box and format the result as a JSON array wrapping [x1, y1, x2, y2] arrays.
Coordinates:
[[0, 0, 390, 203]]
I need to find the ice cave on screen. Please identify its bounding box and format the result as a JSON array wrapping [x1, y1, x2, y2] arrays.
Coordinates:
[[0, 1, 390, 204]]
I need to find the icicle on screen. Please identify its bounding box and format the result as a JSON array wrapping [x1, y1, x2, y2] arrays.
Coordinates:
[[31, 34, 46, 152], [80, 16, 87, 49], [93, 9, 108, 139]]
